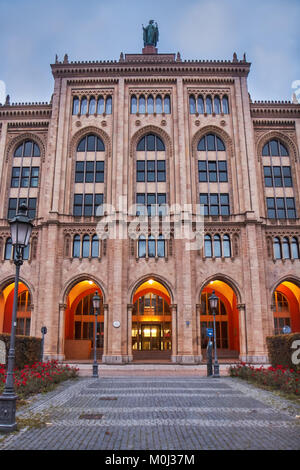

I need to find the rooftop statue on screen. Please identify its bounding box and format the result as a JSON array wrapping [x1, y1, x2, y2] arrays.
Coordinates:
[[142, 20, 159, 47]]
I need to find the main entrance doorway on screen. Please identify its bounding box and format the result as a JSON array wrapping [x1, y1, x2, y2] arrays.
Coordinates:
[[64, 280, 104, 360], [132, 279, 172, 359], [200, 280, 240, 358]]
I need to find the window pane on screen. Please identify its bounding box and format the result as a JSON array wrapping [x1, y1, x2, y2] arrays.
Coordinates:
[[14, 144, 23, 157], [157, 236, 165, 257], [206, 96, 212, 114], [148, 237, 156, 257], [189, 96, 196, 114], [97, 96, 104, 114], [72, 97, 79, 115], [82, 235, 90, 258], [147, 95, 154, 113], [222, 96, 229, 114], [131, 95, 137, 114], [91, 235, 99, 257], [89, 97, 96, 114], [73, 235, 81, 258], [206, 134, 215, 151], [33, 143, 40, 157], [87, 135, 95, 152], [197, 96, 204, 114], [291, 237, 299, 259], [95, 161, 104, 182], [96, 137, 105, 151], [198, 137, 205, 151], [270, 140, 279, 156], [74, 194, 83, 216], [279, 143, 288, 156], [105, 96, 112, 114], [164, 95, 171, 114], [24, 141, 33, 157], [156, 137, 165, 151], [156, 95, 162, 113], [204, 235, 212, 257], [273, 238, 281, 259], [214, 235, 221, 257], [94, 194, 103, 216], [139, 96, 145, 113], [223, 235, 231, 257], [137, 137, 145, 151], [138, 236, 146, 258], [147, 134, 155, 151], [81, 97, 87, 115], [216, 137, 225, 151], [77, 137, 86, 152], [75, 162, 84, 183], [214, 96, 221, 114]]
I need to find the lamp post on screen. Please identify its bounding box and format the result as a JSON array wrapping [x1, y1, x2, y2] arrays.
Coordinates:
[[92, 291, 101, 378], [209, 290, 220, 378], [0, 203, 33, 432]]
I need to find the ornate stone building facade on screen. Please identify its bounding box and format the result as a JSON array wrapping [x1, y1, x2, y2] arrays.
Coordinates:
[[0, 44, 299, 364]]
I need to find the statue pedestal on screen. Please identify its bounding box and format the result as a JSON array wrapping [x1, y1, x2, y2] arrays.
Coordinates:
[[142, 45, 158, 54]]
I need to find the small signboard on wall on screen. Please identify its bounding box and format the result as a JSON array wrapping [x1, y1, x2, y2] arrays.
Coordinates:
[[0, 340, 6, 365]]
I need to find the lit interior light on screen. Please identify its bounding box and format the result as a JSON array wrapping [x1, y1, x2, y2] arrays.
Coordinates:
[[88, 281, 93, 285], [148, 279, 154, 285]]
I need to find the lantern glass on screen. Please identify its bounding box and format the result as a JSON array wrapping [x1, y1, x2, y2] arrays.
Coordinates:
[[10, 220, 32, 247], [92, 292, 101, 310], [209, 291, 218, 311]]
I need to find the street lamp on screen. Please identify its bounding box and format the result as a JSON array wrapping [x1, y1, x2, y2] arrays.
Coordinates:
[[0, 203, 33, 432], [92, 291, 101, 378], [209, 290, 220, 378]]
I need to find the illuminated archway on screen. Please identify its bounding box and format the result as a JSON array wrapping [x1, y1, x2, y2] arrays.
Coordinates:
[[64, 279, 104, 360], [131, 278, 172, 353], [0, 281, 32, 336], [272, 281, 300, 334], [200, 279, 240, 356]]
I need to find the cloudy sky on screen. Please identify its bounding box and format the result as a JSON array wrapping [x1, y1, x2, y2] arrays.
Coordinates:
[[0, 0, 299, 104]]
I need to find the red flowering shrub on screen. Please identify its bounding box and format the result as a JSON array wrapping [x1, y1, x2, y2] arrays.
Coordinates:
[[0, 360, 79, 399], [229, 363, 300, 396]]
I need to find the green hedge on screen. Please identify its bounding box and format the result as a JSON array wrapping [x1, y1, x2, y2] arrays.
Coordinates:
[[0, 334, 42, 369], [266, 333, 300, 371]]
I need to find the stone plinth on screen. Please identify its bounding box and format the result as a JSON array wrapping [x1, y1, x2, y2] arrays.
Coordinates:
[[142, 45, 157, 54]]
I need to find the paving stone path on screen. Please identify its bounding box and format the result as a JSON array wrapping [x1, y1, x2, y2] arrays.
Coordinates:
[[0, 376, 299, 450]]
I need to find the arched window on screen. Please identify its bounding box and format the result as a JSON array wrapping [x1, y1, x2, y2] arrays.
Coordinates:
[[147, 95, 154, 114], [137, 134, 165, 152], [23, 244, 29, 260], [197, 95, 204, 114], [89, 97, 96, 115], [156, 95, 162, 113], [262, 139, 289, 157], [223, 234, 231, 258], [16, 290, 31, 336], [105, 96, 112, 114], [273, 291, 290, 335], [97, 96, 105, 114], [73, 235, 81, 258], [222, 96, 229, 114], [273, 237, 282, 259], [189, 95, 196, 114], [198, 134, 226, 152], [4, 237, 12, 260], [157, 235, 165, 258], [148, 235, 156, 258], [204, 235, 212, 258], [91, 234, 99, 258], [80, 97, 87, 115], [291, 237, 299, 259], [131, 95, 137, 114], [82, 235, 90, 258], [14, 140, 40, 158], [138, 235, 146, 258], [77, 134, 105, 152], [72, 96, 79, 115], [206, 96, 212, 114], [164, 95, 171, 114], [214, 234, 221, 257], [214, 96, 221, 114], [139, 95, 146, 114], [282, 237, 291, 259]]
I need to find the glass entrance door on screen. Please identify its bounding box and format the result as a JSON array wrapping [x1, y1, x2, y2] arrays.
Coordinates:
[[141, 324, 161, 350]]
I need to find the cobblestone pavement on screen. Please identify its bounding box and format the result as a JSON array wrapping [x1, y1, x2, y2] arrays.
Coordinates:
[[0, 376, 299, 450]]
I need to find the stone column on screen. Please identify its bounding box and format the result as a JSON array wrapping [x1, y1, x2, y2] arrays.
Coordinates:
[[57, 303, 66, 361], [102, 304, 109, 361], [237, 303, 247, 362], [195, 304, 203, 362], [170, 304, 178, 362], [126, 304, 133, 363]]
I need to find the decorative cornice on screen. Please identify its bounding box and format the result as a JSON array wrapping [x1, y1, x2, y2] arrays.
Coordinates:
[[7, 121, 50, 128], [252, 120, 295, 128], [67, 79, 118, 86]]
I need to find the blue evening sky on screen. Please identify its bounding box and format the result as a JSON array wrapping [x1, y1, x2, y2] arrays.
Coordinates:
[[0, 0, 299, 104]]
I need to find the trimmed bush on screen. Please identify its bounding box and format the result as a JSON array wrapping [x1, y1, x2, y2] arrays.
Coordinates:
[[0, 334, 42, 370], [266, 333, 300, 371], [229, 363, 300, 396]]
